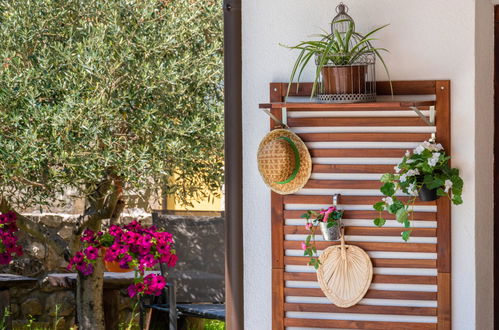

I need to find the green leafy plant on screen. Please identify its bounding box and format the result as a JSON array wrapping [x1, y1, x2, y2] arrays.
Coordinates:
[[204, 320, 225, 330], [0, 307, 10, 330], [53, 305, 62, 330], [284, 20, 390, 98], [373, 140, 463, 241], [301, 206, 343, 269], [0, 0, 223, 328]]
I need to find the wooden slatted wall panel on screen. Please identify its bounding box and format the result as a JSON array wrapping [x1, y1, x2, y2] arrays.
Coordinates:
[[268, 81, 451, 330]]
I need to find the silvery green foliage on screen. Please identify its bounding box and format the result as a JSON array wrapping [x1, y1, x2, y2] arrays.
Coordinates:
[[0, 0, 224, 208]]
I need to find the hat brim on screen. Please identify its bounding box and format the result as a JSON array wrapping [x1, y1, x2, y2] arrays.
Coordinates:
[[257, 129, 312, 195]]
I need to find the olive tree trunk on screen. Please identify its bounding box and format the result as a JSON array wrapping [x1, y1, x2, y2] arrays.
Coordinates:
[[77, 259, 105, 330]]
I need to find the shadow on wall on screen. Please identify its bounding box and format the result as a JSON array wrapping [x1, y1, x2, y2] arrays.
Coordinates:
[[152, 213, 225, 304]]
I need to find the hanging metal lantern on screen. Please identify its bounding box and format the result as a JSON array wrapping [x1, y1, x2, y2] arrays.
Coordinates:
[[317, 3, 377, 103]]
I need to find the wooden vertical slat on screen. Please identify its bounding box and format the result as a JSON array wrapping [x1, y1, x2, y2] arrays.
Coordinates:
[[270, 82, 284, 269], [435, 81, 451, 274], [271, 192, 284, 268], [272, 269, 285, 330], [437, 273, 451, 330], [435, 80, 451, 330], [270, 82, 285, 330]]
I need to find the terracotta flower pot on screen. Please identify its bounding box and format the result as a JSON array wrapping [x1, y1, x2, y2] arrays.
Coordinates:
[[102, 248, 133, 273], [321, 65, 367, 94]]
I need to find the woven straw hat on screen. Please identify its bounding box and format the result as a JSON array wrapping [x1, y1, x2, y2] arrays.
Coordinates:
[[257, 129, 311, 195], [317, 230, 373, 308]]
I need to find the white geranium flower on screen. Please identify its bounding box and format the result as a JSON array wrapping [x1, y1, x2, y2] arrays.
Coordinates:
[[406, 159, 415, 164], [414, 145, 425, 155], [405, 150, 411, 157], [406, 169, 420, 177], [422, 141, 432, 150], [435, 143, 443, 151], [444, 179, 453, 193], [399, 174, 407, 182], [408, 183, 418, 196], [427, 152, 441, 167], [394, 165, 401, 174], [382, 197, 393, 206]]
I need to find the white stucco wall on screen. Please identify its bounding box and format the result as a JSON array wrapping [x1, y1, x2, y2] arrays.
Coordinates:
[[242, 1, 494, 329]]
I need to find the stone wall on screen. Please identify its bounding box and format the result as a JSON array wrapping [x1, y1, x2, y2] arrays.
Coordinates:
[[3, 209, 153, 328], [9, 282, 139, 329]]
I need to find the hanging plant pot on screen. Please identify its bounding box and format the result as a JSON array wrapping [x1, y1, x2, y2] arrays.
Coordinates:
[[102, 248, 133, 273], [321, 65, 368, 94], [319, 222, 342, 241], [418, 184, 439, 202]]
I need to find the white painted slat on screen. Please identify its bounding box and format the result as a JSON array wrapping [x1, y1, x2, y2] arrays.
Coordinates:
[[313, 157, 400, 165], [284, 234, 436, 244], [285, 311, 437, 323], [291, 126, 436, 133], [310, 173, 383, 180], [286, 327, 351, 330], [284, 265, 437, 276], [373, 267, 437, 275], [285, 296, 437, 308], [285, 281, 437, 292], [294, 188, 425, 196], [307, 141, 419, 149], [285, 260, 436, 276], [285, 219, 437, 229], [287, 111, 430, 118], [284, 204, 437, 213]]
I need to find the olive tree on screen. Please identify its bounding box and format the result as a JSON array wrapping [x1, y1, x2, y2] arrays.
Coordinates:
[[0, 0, 223, 328]]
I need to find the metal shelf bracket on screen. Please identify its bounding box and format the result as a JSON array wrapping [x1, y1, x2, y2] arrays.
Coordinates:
[[410, 105, 435, 126], [262, 107, 289, 128]]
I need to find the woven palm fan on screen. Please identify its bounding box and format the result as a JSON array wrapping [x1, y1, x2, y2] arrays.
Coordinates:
[[316, 228, 373, 308]]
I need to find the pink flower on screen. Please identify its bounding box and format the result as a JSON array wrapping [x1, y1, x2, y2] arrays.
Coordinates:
[[137, 236, 153, 255], [81, 229, 95, 243], [72, 251, 85, 264], [14, 246, 22, 256], [0, 252, 12, 265], [127, 284, 138, 297], [117, 244, 129, 255], [122, 231, 138, 245], [76, 262, 94, 276], [4, 212, 16, 223], [109, 225, 123, 237], [322, 209, 333, 223], [156, 239, 171, 255], [124, 220, 141, 232], [139, 254, 157, 269], [104, 249, 118, 262], [301, 242, 307, 250], [305, 223, 312, 231], [159, 252, 171, 263], [144, 274, 166, 295], [167, 254, 178, 268], [84, 246, 99, 260], [155, 231, 173, 243], [119, 254, 133, 269], [106, 244, 120, 258]]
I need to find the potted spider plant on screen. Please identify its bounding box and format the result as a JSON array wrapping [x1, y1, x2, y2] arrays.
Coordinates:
[[284, 3, 390, 101]]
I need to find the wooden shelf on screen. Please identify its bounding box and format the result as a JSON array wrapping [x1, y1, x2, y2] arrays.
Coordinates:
[[259, 100, 435, 110]]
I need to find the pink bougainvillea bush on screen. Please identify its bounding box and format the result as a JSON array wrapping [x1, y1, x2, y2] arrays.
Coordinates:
[[0, 212, 23, 264], [68, 220, 177, 297]]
